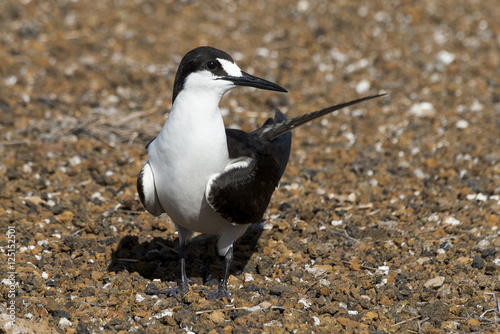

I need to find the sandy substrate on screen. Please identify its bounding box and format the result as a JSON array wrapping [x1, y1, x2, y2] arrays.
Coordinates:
[[1, 0, 500, 333]]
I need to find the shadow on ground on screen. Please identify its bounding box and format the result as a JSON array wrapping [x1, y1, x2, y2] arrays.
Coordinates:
[[107, 225, 264, 288]]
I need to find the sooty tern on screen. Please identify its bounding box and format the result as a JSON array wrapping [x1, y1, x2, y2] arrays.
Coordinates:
[[137, 46, 385, 299]]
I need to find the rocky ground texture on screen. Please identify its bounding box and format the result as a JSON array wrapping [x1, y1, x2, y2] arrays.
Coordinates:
[[1, 0, 500, 333]]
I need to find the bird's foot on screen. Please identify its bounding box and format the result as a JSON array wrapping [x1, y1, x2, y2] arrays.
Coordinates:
[[158, 281, 190, 297], [207, 282, 231, 300]]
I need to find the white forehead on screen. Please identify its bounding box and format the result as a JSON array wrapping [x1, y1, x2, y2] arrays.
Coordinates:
[[218, 58, 242, 77]]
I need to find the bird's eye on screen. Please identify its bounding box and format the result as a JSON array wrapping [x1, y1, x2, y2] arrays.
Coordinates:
[[207, 60, 217, 70]]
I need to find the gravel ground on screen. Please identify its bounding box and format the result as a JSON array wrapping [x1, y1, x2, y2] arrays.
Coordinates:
[[1, 0, 500, 333]]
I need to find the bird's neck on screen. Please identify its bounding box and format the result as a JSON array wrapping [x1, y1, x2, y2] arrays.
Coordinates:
[[168, 89, 225, 134], [156, 89, 229, 164]]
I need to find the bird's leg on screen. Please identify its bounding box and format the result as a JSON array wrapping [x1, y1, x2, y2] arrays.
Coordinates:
[[177, 243, 190, 294], [158, 242, 190, 296], [159, 227, 193, 296], [208, 244, 233, 300]]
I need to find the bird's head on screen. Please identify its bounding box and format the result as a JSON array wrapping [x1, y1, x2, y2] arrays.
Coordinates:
[[172, 46, 287, 104]]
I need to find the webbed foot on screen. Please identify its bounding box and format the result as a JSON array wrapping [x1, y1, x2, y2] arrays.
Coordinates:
[[207, 282, 231, 300], [158, 281, 190, 296]]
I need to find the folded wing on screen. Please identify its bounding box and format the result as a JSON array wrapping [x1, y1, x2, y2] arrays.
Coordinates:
[[206, 109, 292, 225], [137, 162, 164, 216]]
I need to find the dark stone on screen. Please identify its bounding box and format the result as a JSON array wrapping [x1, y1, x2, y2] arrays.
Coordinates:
[[50, 204, 64, 215], [173, 308, 195, 327], [144, 283, 160, 295], [257, 255, 274, 276], [345, 224, 361, 239], [103, 237, 116, 246], [107, 318, 130, 330], [269, 284, 290, 296], [244, 284, 260, 292], [481, 249, 497, 260], [52, 309, 71, 319], [471, 256, 484, 269], [6, 167, 22, 180], [419, 300, 449, 326], [485, 263, 498, 275], [76, 321, 90, 334], [279, 202, 292, 211], [79, 287, 95, 297], [46, 279, 57, 287]]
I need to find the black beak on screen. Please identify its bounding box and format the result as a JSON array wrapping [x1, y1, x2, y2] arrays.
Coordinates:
[[222, 71, 287, 93]]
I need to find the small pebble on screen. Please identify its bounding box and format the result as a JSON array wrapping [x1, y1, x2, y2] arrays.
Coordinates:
[[355, 79, 371, 94], [456, 119, 469, 129], [58, 318, 72, 330], [408, 102, 436, 118], [424, 276, 445, 289], [471, 256, 484, 269], [144, 283, 160, 295], [436, 50, 455, 66]]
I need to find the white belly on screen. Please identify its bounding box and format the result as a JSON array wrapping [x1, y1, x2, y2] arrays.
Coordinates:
[[147, 100, 231, 235], [148, 148, 226, 234]]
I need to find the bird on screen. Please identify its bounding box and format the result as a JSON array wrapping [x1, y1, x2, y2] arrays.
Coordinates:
[[137, 46, 385, 299]]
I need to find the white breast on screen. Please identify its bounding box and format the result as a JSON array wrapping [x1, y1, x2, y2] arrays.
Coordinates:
[[148, 87, 230, 232]]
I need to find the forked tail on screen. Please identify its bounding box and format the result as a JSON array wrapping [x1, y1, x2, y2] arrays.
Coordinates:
[[257, 93, 387, 141]]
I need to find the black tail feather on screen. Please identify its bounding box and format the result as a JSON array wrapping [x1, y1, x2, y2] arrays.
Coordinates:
[[257, 93, 387, 141]]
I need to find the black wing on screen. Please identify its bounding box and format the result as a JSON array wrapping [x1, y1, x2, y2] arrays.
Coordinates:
[[206, 94, 386, 224], [206, 109, 292, 225]]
